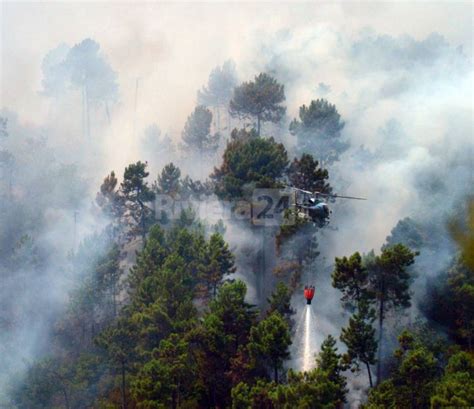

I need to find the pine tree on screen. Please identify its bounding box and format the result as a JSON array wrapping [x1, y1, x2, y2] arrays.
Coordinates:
[[127, 224, 168, 293], [198, 60, 238, 133], [212, 135, 288, 200], [248, 312, 292, 383], [316, 334, 348, 398], [340, 301, 377, 388], [447, 258, 474, 349], [368, 244, 417, 383], [155, 162, 181, 197], [448, 198, 474, 270], [96, 317, 136, 409], [196, 280, 257, 407], [365, 330, 439, 409], [332, 251, 373, 308], [200, 232, 236, 299], [96, 171, 124, 233], [287, 153, 332, 194], [266, 282, 295, 324], [131, 333, 197, 409], [431, 351, 474, 408], [229, 73, 286, 136], [120, 161, 155, 243], [181, 105, 219, 154], [289, 99, 348, 167]]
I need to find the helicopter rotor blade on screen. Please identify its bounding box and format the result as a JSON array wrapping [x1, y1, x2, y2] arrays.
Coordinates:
[[315, 192, 367, 200], [290, 187, 366, 200], [291, 187, 313, 195]]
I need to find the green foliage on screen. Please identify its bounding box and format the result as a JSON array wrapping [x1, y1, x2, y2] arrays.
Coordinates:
[[287, 153, 332, 194], [140, 124, 175, 164], [266, 282, 295, 323], [369, 244, 417, 314], [120, 161, 156, 241], [212, 135, 288, 200], [181, 105, 219, 153], [332, 251, 373, 308], [340, 301, 378, 387], [131, 333, 197, 408], [229, 73, 286, 135], [194, 280, 257, 407], [231, 337, 347, 409], [58, 243, 122, 352], [12, 358, 68, 409], [275, 210, 319, 280], [231, 380, 274, 409], [446, 259, 474, 349], [332, 245, 418, 386], [248, 312, 291, 382], [198, 60, 238, 108], [425, 255, 474, 350], [42, 38, 118, 104], [209, 280, 257, 350], [289, 99, 348, 166], [385, 217, 428, 250], [96, 171, 124, 239], [199, 232, 236, 299], [367, 244, 418, 382], [155, 162, 181, 197], [274, 153, 329, 277], [365, 330, 439, 409], [316, 335, 348, 400], [449, 198, 474, 270], [128, 224, 168, 292], [431, 351, 474, 408]]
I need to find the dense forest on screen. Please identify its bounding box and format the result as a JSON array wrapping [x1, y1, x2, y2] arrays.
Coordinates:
[[1, 4, 473, 408]]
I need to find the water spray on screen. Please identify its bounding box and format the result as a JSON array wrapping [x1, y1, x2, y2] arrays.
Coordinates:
[[292, 285, 318, 372], [302, 305, 313, 372]]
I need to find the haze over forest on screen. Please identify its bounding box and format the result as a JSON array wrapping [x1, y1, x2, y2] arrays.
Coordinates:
[[0, 2, 473, 408]]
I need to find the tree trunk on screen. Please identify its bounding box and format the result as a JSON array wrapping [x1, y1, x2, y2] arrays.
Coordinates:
[[172, 389, 177, 409], [60, 384, 70, 409], [177, 380, 181, 409], [121, 360, 127, 409], [257, 228, 266, 306], [274, 362, 279, 383], [210, 383, 216, 408], [376, 296, 385, 385], [141, 203, 146, 244], [138, 195, 147, 246], [366, 362, 373, 388], [112, 280, 117, 318]]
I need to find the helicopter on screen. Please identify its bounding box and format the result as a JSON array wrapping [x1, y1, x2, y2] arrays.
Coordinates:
[[291, 187, 366, 227], [250, 186, 366, 227]]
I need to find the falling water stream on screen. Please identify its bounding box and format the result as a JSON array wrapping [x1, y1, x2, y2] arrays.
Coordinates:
[[292, 303, 318, 372], [302, 305, 312, 372]]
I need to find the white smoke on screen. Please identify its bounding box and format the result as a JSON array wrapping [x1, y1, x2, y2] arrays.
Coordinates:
[[0, 2, 472, 406]]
